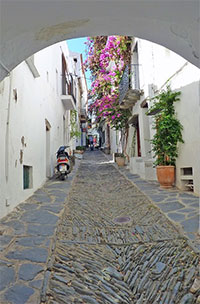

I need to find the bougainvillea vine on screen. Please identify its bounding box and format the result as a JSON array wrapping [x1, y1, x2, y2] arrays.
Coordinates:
[[84, 36, 131, 130]]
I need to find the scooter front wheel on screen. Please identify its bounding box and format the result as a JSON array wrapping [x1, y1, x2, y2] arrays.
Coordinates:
[[60, 174, 65, 181]]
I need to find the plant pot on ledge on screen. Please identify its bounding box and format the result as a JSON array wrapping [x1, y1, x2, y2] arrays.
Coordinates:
[[75, 146, 85, 154], [115, 153, 126, 166], [75, 150, 84, 154], [156, 166, 175, 189], [146, 86, 184, 190]]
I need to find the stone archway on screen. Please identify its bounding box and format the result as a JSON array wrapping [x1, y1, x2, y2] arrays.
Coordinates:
[[0, 0, 199, 81]]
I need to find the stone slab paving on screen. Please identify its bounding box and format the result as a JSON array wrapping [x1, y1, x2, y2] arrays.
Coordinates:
[[0, 151, 199, 303], [41, 151, 199, 304], [0, 160, 81, 304], [114, 161, 199, 253]]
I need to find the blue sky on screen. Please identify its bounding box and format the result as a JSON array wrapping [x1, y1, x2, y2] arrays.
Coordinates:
[[67, 37, 91, 89]]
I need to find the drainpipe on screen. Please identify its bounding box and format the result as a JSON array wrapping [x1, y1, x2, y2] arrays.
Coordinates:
[[5, 71, 12, 184]]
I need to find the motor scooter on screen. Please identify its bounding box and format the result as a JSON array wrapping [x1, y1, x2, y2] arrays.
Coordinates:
[[55, 146, 71, 180]]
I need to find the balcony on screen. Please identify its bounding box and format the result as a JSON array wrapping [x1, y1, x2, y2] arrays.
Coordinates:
[[119, 64, 142, 109], [61, 94, 76, 110], [80, 109, 87, 122], [61, 74, 76, 110], [25, 55, 40, 78]]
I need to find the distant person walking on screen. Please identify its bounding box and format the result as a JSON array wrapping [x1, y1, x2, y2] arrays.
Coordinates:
[[89, 137, 94, 151]]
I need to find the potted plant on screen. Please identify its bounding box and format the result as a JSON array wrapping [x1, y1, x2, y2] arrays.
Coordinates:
[[115, 152, 126, 166], [147, 86, 184, 188], [75, 146, 85, 154]]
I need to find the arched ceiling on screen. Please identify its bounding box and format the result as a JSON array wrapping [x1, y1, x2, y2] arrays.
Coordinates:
[[0, 0, 199, 81]]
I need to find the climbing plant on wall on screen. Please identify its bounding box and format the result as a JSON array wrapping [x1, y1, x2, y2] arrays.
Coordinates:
[[70, 110, 81, 139], [84, 36, 131, 130]]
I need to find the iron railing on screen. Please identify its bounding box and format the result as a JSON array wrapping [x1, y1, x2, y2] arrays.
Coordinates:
[[119, 64, 140, 104], [119, 65, 129, 104], [69, 74, 76, 105], [62, 73, 77, 105]]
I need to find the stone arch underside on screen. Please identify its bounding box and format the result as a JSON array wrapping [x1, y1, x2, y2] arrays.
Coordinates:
[[0, 0, 199, 81]]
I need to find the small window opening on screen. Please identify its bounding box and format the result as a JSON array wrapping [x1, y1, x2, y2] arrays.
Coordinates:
[[181, 180, 194, 192], [23, 165, 33, 189], [181, 167, 193, 176], [180, 167, 194, 192]]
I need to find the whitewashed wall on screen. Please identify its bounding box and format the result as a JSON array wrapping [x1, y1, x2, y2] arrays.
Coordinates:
[[0, 41, 83, 218], [69, 51, 88, 148], [131, 39, 200, 194]]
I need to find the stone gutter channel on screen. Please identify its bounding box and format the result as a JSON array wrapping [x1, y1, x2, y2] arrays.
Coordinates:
[[0, 159, 81, 304]]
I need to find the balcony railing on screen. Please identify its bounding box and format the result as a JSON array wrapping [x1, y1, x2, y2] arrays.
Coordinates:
[[62, 73, 77, 105], [132, 64, 140, 91], [68, 74, 76, 105], [119, 64, 141, 104], [119, 65, 129, 104], [61, 74, 77, 110], [80, 108, 87, 122]]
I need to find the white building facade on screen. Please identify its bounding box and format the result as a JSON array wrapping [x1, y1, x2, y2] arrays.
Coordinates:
[[0, 41, 87, 219], [69, 51, 88, 148], [126, 38, 200, 195]]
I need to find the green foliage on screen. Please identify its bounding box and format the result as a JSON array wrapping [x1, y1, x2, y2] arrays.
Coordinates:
[[85, 36, 132, 131], [110, 108, 132, 131], [146, 86, 184, 166], [76, 146, 86, 151], [70, 110, 81, 139], [115, 153, 125, 158]]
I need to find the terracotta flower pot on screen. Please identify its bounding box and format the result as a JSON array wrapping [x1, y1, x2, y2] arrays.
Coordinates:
[[156, 166, 175, 189], [75, 150, 84, 154], [116, 157, 125, 166]]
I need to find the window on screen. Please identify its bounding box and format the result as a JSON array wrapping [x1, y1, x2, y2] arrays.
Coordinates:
[[56, 69, 59, 94], [23, 166, 33, 189], [62, 53, 68, 95], [181, 167, 193, 176], [180, 167, 194, 192], [132, 43, 140, 90]]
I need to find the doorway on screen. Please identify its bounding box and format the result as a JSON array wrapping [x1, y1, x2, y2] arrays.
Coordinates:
[[136, 120, 141, 157]]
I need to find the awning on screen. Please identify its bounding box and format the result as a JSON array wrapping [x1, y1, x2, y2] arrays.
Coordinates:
[[146, 108, 162, 116]]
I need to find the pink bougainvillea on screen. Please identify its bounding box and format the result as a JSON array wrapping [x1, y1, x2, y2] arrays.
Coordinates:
[[84, 36, 131, 130]]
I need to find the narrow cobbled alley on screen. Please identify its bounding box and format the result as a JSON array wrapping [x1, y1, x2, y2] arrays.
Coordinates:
[[0, 151, 199, 304], [43, 151, 199, 304]]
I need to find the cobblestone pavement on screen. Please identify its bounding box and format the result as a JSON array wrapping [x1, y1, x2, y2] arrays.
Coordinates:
[[0, 151, 199, 303], [0, 161, 81, 304], [43, 151, 199, 304], [110, 158, 199, 253]]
